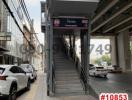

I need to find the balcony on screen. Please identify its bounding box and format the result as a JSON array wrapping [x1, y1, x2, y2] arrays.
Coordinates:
[[0, 32, 11, 41], [0, 32, 11, 52]]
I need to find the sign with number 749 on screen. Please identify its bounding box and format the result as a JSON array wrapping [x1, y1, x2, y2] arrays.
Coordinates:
[[90, 44, 112, 55]]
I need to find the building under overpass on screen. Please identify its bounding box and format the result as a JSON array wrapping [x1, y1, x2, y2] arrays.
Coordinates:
[[41, 0, 132, 98]]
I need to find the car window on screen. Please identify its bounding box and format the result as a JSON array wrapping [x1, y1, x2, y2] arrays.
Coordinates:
[[96, 67, 104, 69], [10, 66, 25, 73], [18, 67, 25, 73], [0, 68, 5, 74], [89, 67, 95, 70], [89, 64, 94, 67], [20, 64, 33, 72], [32, 66, 35, 71], [10, 66, 20, 73], [28, 65, 33, 72]]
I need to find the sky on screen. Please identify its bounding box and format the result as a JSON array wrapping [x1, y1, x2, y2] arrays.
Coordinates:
[[24, 0, 110, 54], [25, 0, 111, 62], [25, 0, 45, 44]]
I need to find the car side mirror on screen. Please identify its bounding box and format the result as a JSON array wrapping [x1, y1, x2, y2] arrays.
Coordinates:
[[24, 72, 26, 75]]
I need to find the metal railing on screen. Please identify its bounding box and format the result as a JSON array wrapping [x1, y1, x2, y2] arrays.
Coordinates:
[[51, 60, 55, 94]]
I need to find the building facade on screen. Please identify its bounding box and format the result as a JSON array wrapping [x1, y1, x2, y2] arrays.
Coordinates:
[[0, 0, 41, 66]]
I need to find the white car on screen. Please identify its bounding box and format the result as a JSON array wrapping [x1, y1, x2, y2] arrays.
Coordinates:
[[0, 65, 31, 100], [89, 66, 108, 77], [105, 65, 115, 72], [19, 64, 37, 81]]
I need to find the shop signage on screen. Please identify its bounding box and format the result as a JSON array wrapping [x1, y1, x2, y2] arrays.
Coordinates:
[[53, 17, 88, 29]]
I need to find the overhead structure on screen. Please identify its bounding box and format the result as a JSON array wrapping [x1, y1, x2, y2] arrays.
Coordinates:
[[91, 0, 132, 72], [91, 0, 132, 35], [41, 0, 99, 97], [48, 0, 99, 17]]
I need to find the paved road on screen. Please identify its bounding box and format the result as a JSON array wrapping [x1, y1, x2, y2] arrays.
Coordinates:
[[17, 71, 96, 100], [90, 72, 132, 99]]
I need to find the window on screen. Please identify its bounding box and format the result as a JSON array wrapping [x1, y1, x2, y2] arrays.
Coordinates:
[[18, 67, 25, 73], [10, 66, 25, 73], [0, 68, 5, 74], [10, 66, 19, 73], [89, 67, 95, 70]]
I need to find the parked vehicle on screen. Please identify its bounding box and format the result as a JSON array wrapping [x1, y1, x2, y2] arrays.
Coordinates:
[[0, 65, 31, 100], [19, 64, 37, 81], [89, 66, 108, 77], [104, 65, 114, 72], [106, 65, 122, 73], [89, 64, 94, 68]]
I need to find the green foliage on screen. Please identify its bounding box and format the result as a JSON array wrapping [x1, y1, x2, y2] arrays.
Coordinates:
[[94, 58, 102, 66], [94, 54, 111, 66]]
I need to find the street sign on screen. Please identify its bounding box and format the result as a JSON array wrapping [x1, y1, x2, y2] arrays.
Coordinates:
[[53, 17, 88, 29]]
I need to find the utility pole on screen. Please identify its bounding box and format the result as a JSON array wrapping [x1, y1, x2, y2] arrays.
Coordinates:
[[29, 19, 34, 65]]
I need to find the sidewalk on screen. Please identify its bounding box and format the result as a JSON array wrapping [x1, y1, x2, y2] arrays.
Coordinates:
[[18, 71, 97, 100]]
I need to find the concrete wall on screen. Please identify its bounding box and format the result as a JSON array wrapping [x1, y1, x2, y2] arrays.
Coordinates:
[[110, 36, 117, 65]]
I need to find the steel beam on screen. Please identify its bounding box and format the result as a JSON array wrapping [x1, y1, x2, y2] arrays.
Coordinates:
[[91, 1, 132, 33], [91, 0, 119, 24]]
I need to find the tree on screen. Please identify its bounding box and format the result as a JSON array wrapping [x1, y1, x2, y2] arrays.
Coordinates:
[[94, 54, 111, 66], [94, 58, 102, 65], [101, 54, 111, 65]]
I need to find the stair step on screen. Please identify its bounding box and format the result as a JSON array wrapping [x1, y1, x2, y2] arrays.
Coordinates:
[[54, 52, 84, 96], [55, 74, 78, 77], [55, 92, 85, 96], [55, 79, 81, 84], [56, 88, 84, 93], [56, 84, 83, 88]]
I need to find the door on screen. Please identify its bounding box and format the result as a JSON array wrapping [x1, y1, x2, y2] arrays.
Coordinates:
[[17, 67, 28, 88], [10, 66, 27, 90]]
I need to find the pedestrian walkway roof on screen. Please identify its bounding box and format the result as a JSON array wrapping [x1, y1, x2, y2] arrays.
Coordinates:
[[49, 0, 99, 17]]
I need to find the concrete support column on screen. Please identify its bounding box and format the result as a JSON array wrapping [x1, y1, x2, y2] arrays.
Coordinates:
[[73, 34, 76, 60], [110, 36, 118, 65], [80, 31, 85, 68], [49, 18, 54, 95], [69, 35, 73, 58], [80, 30, 89, 93], [117, 30, 131, 72]]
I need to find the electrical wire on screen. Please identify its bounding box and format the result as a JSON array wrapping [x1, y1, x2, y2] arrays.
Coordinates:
[[2, 0, 34, 49]]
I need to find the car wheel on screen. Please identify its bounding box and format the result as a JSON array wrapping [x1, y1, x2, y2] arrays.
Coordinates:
[[26, 79, 31, 91], [8, 85, 17, 100], [32, 78, 35, 83], [104, 75, 107, 78], [35, 76, 37, 80]]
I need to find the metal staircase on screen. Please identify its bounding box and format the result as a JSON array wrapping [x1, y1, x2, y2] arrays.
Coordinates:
[[54, 53, 85, 96]]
